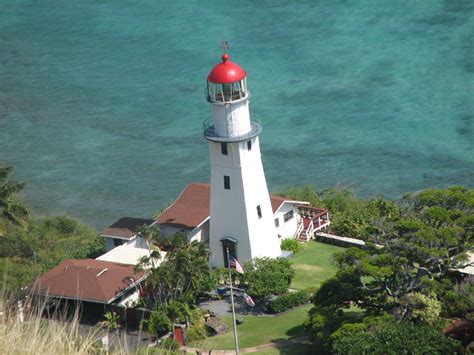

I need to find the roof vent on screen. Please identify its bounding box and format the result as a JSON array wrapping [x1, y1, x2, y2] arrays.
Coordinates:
[[96, 268, 108, 277]]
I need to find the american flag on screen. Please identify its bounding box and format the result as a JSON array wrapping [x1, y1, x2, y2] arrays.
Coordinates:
[[229, 257, 244, 274], [243, 292, 255, 307]]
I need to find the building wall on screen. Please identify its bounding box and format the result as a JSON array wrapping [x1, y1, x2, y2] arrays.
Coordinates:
[[274, 203, 300, 240], [187, 220, 210, 243], [208, 135, 281, 267]]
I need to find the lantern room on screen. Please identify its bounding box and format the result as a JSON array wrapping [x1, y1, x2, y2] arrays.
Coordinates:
[[207, 54, 248, 103]]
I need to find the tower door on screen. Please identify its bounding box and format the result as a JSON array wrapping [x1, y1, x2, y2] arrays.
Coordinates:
[[221, 237, 237, 268]]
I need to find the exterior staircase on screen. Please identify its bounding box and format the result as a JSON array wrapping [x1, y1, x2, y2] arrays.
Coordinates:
[[294, 205, 330, 242]]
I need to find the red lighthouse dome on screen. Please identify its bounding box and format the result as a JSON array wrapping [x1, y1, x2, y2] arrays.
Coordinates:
[[208, 54, 247, 84]]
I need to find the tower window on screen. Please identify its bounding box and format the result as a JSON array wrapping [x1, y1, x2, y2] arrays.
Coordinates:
[[247, 140, 252, 151], [224, 175, 230, 190], [221, 143, 228, 155], [274, 218, 279, 227], [257, 205, 262, 219]]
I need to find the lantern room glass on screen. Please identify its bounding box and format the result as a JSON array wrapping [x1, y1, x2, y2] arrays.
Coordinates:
[[207, 79, 247, 103]]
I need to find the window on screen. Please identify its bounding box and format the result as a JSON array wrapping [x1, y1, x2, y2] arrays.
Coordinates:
[[257, 205, 262, 219], [247, 140, 252, 151], [224, 175, 230, 190], [221, 143, 228, 155], [274, 218, 279, 227], [283, 210, 294, 222], [113, 238, 123, 247]]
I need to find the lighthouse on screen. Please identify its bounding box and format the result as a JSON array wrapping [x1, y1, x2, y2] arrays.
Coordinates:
[[204, 53, 281, 267]]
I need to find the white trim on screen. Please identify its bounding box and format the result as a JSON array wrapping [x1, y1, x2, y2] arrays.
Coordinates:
[[273, 200, 309, 215], [100, 234, 137, 241]]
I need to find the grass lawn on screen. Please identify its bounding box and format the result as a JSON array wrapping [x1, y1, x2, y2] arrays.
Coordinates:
[[290, 241, 344, 290], [189, 304, 312, 350]]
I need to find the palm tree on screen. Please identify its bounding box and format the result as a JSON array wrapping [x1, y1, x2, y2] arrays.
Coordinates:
[[0, 162, 29, 226]]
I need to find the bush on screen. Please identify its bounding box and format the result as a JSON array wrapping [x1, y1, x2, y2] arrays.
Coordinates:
[[160, 337, 179, 351], [243, 257, 295, 298], [186, 322, 207, 342], [280, 239, 301, 253], [144, 310, 172, 336], [331, 321, 462, 354], [267, 290, 310, 314]]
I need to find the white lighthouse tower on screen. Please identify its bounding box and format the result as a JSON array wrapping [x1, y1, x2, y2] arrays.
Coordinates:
[[204, 53, 281, 267]]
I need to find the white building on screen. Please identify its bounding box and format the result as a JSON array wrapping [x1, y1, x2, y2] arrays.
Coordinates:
[[156, 183, 330, 264]]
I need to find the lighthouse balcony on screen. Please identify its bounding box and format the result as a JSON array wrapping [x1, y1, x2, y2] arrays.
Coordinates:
[[203, 119, 262, 143]]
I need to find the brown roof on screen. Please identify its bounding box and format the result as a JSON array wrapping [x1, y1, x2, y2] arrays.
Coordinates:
[[157, 183, 289, 230], [101, 217, 154, 239], [32, 259, 145, 303]]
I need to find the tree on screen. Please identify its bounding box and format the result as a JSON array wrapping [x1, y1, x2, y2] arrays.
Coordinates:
[[242, 257, 295, 298], [0, 162, 29, 227], [314, 187, 474, 317], [0, 215, 105, 292], [137, 233, 212, 306]]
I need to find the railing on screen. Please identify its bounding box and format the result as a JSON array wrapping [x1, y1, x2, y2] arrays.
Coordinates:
[[305, 220, 315, 241], [203, 119, 262, 143], [294, 218, 304, 240]]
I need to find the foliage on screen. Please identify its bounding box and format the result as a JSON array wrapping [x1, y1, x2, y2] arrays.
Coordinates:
[[0, 162, 29, 227], [138, 233, 213, 306], [397, 292, 441, 325], [437, 280, 474, 318], [242, 257, 295, 298], [186, 313, 208, 342], [309, 186, 474, 319], [159, 337, 179, 351], [102, 311, 120, 331], [277, 186, 400, 240], [266, 289, 310, 314], [212, 266, 242, 287], [144, 310, 172, 335], [304, 305, 346, 351], [0, 215, 105, 292], [280, 239, 301, 254], [331, 320, 462, 354], [304, 186, 473, 352]]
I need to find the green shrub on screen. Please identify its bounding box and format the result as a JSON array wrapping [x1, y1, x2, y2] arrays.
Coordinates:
[[144, 310, 172, 336], [186, 322, 207, 342], [331, 321, 462, 354], [280, 239, 301, 253], [165, 301, 191, 323], [160, 337, 179, 351], [267, 289, 310, 314], [243, 257, 295, 298]]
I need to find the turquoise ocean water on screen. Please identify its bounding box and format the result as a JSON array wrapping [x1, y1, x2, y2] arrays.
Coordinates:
[[0, 0, 473, 228]]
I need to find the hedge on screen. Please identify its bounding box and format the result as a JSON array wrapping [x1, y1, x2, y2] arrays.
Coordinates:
[[266, 289, 310, 314]]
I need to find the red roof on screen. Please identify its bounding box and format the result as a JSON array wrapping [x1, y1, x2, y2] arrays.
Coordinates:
[[32, 259, 145, 303], [208, 54, 247, 84], [157, 183, 289, 230], [100, 217, 154, 239]]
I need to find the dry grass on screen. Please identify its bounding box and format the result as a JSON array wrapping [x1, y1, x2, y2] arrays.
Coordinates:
[[0, 297, 100, 354], [0, 295, 168, 354]]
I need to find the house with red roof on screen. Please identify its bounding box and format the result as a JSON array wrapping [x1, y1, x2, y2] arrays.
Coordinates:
[[156, 182, 330, 245]]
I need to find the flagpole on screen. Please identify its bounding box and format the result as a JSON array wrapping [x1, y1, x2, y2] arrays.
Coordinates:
[[226, 247, 239, 354]]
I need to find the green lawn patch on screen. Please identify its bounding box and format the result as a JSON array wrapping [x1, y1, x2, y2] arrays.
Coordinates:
[[290, 241, 344, 290], [189, 305, 312, 350]]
